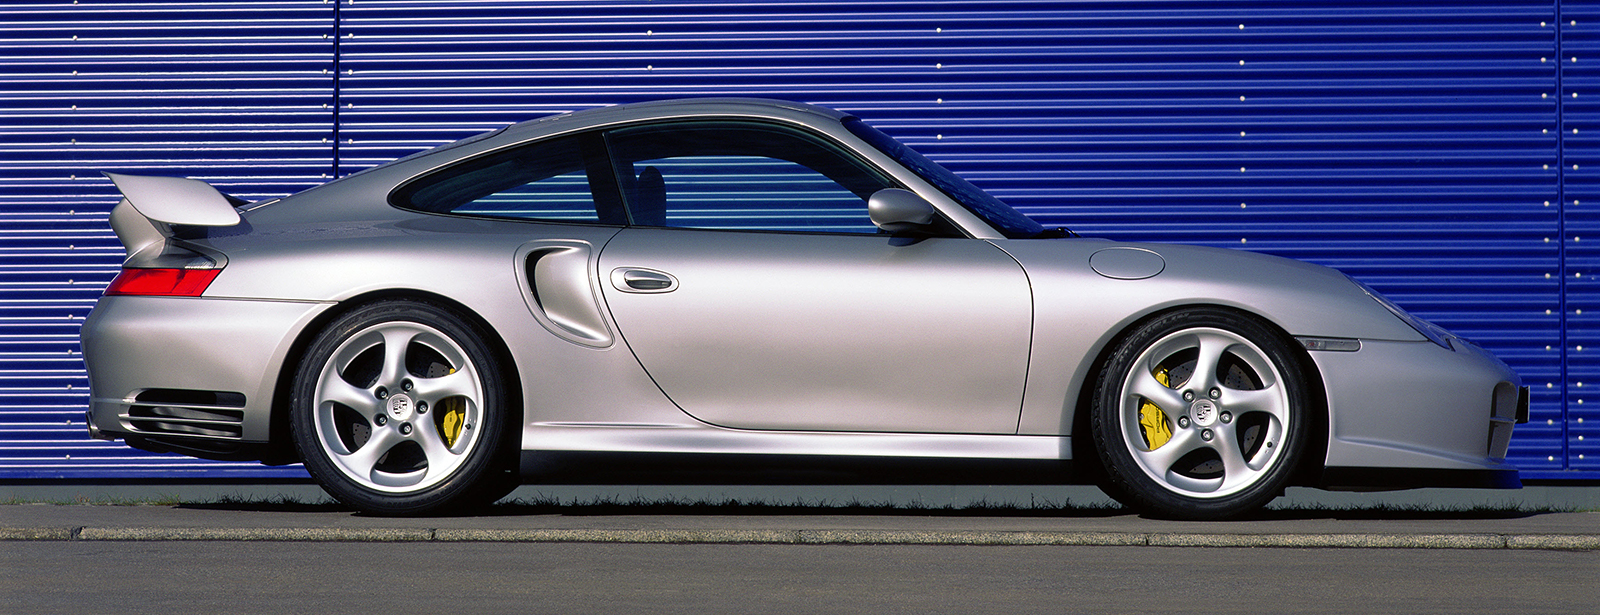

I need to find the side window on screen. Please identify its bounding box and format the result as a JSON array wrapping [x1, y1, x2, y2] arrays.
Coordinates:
[[392, 133, 625, 224], [604, 122, 897, 233]]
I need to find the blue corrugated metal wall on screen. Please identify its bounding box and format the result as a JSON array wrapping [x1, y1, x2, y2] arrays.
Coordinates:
[[1561, 0, 1599, 472], [0, 0, 1591, 480], [2, 0, 334, 478]]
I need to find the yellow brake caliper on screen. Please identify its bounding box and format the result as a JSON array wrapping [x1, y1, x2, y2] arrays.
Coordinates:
[[439, 397, 466, 448], [438, 368, 466, 448], [1138, 367, 1174, 450]]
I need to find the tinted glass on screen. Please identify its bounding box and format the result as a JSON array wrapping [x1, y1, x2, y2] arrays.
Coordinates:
[[605, 122, 896, 233], [393, 134, 624, 224]]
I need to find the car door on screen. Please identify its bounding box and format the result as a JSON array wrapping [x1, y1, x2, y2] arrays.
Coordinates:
[[596, 120, 1033, 434]]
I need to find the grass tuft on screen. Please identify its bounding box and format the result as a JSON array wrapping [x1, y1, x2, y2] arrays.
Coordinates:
[[2, 488, 1589, 518], [0, 492, 185, 506], [483, 492, 1127, 517], [1258, 500, 1578, 520]]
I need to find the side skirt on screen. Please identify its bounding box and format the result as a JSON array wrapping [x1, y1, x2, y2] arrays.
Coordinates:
[[520, 451, 1087, 486]]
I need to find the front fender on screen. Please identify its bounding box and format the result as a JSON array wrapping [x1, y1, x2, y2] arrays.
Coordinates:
[[997, 239, 1424, 437]]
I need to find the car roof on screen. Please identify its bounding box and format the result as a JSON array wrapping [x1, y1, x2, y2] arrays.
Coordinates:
[[245, 98, 862, 222], [495, 98, 852, 142]]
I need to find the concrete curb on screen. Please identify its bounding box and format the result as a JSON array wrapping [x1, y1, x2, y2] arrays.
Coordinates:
[[4, 526, 1596, 550]]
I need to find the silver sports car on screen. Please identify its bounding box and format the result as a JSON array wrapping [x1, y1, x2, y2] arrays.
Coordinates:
[[81, 98, 1528, 519]]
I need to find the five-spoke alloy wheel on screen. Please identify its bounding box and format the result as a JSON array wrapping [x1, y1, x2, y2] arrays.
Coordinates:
[[291, 300, 513, 515], [1091, 308, 1310, 520]]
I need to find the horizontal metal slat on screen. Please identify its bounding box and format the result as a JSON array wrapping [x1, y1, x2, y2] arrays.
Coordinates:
[[0, 0, 335, 478], [0, 0, 1590, 478]]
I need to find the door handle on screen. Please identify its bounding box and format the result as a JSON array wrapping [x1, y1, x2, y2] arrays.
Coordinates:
[[611, 267, 678, 293]]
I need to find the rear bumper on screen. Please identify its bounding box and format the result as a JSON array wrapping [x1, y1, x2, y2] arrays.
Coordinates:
[[81, 295, 330, 451]]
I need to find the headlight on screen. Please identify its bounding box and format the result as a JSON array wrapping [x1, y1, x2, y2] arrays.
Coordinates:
[[1348, 276, 1454, 349]]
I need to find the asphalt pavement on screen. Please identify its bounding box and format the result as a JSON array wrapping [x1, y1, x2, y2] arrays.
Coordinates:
[[9, 484, 1595, 615]]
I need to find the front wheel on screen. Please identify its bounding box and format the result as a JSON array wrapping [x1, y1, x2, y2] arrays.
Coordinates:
[[290, 300, 515, 515], [1090, 308, 1310, 520]]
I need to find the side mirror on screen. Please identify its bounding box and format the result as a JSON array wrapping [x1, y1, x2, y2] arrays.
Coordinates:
[[867, 188, 936, 232]]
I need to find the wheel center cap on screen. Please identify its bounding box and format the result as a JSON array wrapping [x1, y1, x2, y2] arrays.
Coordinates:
[[1190, 399, 1219, 427], [387, 394, 414, 421]]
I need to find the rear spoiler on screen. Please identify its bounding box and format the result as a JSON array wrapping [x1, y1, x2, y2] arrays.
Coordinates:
[[102, 172, 241, 264]]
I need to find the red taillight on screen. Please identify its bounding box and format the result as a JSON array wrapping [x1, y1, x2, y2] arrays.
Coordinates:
[[104, 268, 221, 297]]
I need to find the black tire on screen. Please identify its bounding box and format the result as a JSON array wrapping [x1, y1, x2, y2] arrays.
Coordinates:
[[1090, 308, 1309, 520], [290, 300, 515, 516]]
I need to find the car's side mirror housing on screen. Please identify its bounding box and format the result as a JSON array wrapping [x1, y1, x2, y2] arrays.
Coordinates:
[[868, 188, 937, 232]]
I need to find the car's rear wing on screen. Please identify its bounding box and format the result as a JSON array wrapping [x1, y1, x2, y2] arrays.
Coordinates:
[[102, 172, 241, 265]]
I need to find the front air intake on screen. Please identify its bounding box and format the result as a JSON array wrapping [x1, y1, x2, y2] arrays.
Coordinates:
[[1487, 382, 1522, 460]]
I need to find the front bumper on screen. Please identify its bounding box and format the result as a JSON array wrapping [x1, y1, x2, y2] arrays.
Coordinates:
[[81, 295, 330, 456], [1308, 336, 1525, 486]]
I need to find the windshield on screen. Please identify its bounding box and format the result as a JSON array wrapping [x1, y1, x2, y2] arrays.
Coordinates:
[[843, 117, 1046, 239]]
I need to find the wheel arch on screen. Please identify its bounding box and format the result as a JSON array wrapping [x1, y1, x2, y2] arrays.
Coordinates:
[[1069, 303, 1330, 488], [263, 288, 524, 466]]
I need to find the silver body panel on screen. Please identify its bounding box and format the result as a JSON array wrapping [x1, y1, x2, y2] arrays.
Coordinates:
[[82, 296, 329, 442], [598, 228, 1032, 434], [1313, 339, 1522, 470], [81, 98, 1522, 486]]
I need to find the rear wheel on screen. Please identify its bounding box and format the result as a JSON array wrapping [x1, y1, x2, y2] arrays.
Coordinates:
[[291, 300, 514, 515], [1090, 308, 1309, 520]]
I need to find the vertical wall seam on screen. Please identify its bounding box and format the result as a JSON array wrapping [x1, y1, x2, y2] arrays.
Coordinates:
[[331, 0, 343, 179], [1557, 0, 1571, 471]]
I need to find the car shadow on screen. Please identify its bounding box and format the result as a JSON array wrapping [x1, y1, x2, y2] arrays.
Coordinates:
[[174, 498, 1554, 521]]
